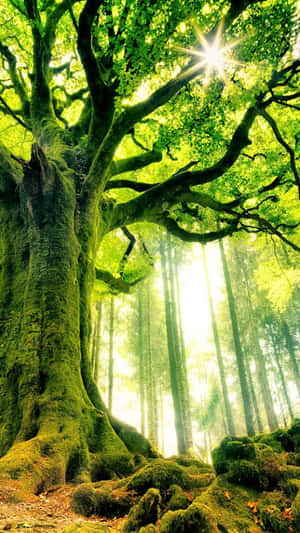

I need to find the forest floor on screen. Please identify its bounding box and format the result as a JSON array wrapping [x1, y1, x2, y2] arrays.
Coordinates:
[[0, 483, 123, 532]]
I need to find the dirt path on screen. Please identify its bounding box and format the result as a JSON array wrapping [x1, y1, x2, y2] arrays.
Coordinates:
[[0, 484, 124, 532]]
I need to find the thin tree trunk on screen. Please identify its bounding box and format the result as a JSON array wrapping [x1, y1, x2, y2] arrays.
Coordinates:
[[160, 383, 165, 455], [202, 244, 236, 436], [219, 239, 255, 436], [108, 296, 114, 412], [282, 321, 300, 397], [245, 359, 264, 433], [269, 327, 294, 421], [145, 281, 158, 448], [235, 248, 278, 431], [160, 239, 186, 455], [137, 287, 146, 435], [172, 245, 193, 449]]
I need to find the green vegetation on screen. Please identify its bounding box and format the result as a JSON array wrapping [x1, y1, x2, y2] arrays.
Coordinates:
[[0, 0, 299, 530]]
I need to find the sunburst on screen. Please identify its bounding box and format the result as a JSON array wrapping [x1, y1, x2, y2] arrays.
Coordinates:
[[176, 23, 242, 82]]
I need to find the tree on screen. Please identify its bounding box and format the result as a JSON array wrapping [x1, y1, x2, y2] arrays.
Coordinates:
[[0, 0, 299, 490], [202, 244, 236, 436]]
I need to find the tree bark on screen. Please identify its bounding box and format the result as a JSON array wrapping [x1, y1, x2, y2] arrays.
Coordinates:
[[145, 281, 159, 449], [137, 287, 146, 435], [160, 239, 186, 455], [269, 327, 294, 421], [0, 147, 142, 492], [202, 244, 236, 436], [234, 248, 278, 432], [282, 321, 300, 397], [219, 239, 255, 436]]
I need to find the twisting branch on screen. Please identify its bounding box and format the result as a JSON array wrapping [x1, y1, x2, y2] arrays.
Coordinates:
[[82, 0, 264, 203], [119, 226, 136, 276], [259, 109, 300, 197], [158, 217, 240, 243], [0, 41, 30, 118], [78, 0, 105, 110], [95, 268, 141, 294], [0, 95, 29, 129]]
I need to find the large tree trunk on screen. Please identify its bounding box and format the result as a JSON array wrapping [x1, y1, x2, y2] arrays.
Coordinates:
[[0, 146, 146, 493]]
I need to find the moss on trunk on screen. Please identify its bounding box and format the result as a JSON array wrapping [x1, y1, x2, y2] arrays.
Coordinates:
[[0, 144, 141, 493]]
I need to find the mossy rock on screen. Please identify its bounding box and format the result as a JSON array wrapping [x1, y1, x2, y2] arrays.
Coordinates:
[[95, 485, 136, 517], [291, 489, 300, 530], [160, 501, 219, 533], [90, 452, 135, 481], [127, 459, 191, 494], [124, 488, 161, 532], [212, 437, 255, 475], [259, 505, 291, 532], [71, 485, 97, 517], [168, 484, 190, 511], [197, 476, 261, 532], [287, 420, 300, 452], [171, 457, 213, 475], [138, 526, 157, 533], [227, 460, 261, 489]]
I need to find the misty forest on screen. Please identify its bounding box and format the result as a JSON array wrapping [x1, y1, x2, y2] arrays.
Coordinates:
[[0, 0, 299, 531]]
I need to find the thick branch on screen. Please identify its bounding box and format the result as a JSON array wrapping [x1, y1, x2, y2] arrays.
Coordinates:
[[95, 267, 146, 294], [110, 150, 162, 177], [158, 217, 240, 243], [77, 0, 104, 111], [111, 103, 259, 229]]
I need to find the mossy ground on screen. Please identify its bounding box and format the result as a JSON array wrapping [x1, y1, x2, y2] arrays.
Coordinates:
[[70, 420, 300, 532], [1, 422, 300, 532]]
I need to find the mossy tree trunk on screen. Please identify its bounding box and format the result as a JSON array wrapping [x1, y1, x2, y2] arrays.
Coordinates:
[[0, 146, 131, 492], [91, 301, 102, 382]]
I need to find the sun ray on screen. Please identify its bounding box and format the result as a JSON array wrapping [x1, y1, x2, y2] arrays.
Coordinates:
[[176, 23, 241, 82]]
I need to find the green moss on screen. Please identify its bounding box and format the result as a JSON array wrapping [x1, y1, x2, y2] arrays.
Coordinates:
[[90, 452, 134, 481], [124, 488, 161, 532], [168, 484, 190, 511], [160, 501, 219, 533], [171, 457, 213, 475], [138, 526, 157, 533], [95, 486, 136, 517], [71, 485, 97, 517], [259, 505, 290, 532], [127, 459, 191, 494], [228, 459, 261, 488], [287, 420, 300, 452], [212, 436, 255, 475], [197, 476, 260, 532], [291, 489, 300, 529]]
